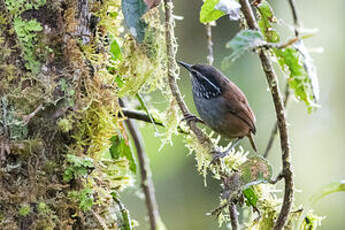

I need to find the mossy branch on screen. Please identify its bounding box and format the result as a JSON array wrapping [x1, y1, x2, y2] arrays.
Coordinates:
[[163, 0, 212, 147]]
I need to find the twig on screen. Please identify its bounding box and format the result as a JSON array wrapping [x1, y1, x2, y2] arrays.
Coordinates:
[[264, 85, 290, 158], [239, 1, 294, 230], [264, 0, 300, 158], [22, 104, 43, 125], [121, 100, 163, 230], [262, 37, 299, 50], [287, 0, 300, 37], [229, 203, 239, 230], [118, 108, 189, 134], [205, 23, 214, 65], [163, 0, 213, 146], [120, 108, 164, 127], [136, 93, 158, 132]]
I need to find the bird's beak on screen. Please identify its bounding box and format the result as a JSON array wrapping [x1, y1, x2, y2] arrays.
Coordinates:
[[177, 60, 193, 72]]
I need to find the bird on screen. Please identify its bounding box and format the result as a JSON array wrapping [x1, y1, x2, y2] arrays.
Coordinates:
[[177, 61, 257, 159]]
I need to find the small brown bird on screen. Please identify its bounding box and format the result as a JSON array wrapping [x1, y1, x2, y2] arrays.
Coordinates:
[[178, 61, 257, 158]]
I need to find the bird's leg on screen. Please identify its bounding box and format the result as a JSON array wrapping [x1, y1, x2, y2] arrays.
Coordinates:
[[180, 113, 205, 125], [210, 137, 242, 165]]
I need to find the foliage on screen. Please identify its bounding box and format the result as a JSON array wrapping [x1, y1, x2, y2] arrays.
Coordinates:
[[225, 30, 265, 61], [257, 0, 319, 111], [5, 0, 46, 73], [200, 0, 225, 23], [200, 0, 240, 23], [63, 154, 94, 182], [109, 135, 137, 173]]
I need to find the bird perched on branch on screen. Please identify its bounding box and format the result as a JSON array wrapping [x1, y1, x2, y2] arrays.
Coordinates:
[[178, 61, 257, 159]]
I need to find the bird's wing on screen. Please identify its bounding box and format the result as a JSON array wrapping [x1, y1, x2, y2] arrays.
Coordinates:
[[222, 80, 257, 134]]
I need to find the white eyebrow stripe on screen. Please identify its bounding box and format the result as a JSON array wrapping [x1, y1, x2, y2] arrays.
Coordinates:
[[194, 71, 221, 94]]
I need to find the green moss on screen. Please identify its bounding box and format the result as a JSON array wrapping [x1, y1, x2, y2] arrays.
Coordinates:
[[68, 188, 94, 212], [63, 154, 94, 182], [57, 118, 73, 133], [18, 204, 31, 217], [13, 17, 43, 74]]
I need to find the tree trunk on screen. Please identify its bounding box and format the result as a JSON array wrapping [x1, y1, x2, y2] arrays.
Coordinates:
[[0, 0, 131, 229]]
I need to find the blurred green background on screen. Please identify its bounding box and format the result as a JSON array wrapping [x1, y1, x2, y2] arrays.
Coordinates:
[[122, 1, 345, 229]]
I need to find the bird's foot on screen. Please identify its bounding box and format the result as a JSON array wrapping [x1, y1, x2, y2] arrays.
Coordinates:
[[180, 113, 205, 126], [209, 138, 243, 165], [210, 150, 230, 165]]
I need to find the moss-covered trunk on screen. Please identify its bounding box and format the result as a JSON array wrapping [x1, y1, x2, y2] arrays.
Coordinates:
[[0, 0, 133, 229]]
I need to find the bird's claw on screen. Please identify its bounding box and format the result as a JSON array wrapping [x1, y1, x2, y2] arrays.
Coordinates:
[[180, 113, 205, 125], [209, 150, 229, 165]]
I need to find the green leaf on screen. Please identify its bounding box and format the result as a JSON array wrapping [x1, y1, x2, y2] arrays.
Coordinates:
[[243, 187, 258, 207], [200, 0, 241, 23], [274, 47, 317, 111], [295, 41, 320, 102], [238, 155, 272, 186], [311, 180, 345, 203], [109, 135, 137, 173], [122, 0, 148, 42], [225, 30, 265, 61], [200, 0, 225, 23], [257, 0, 280, 43], [110, 38, 122, 61]]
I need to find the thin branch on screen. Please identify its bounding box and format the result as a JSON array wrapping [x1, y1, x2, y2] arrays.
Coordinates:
[[262, 37, 299, 50], [136, 93, 159, 132], [118, 108, 189, 134], [264, 85, 290, 158], [229, 203, 239, 230], [120, 108, 164, 127], [120, 100, 163, 230], [163, 0, 213, 146], [205, 23, 214, 65], [287, 0, 300, 37], [264, 0, 300, 158], [239, 1, 294, 230]]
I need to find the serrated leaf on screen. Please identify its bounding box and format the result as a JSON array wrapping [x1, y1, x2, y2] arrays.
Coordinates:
[[274, 46, 318, 111], [257, 0, 280, 43], [200, 0, 225, 23], [122, 0, 148, 42], [225, 30, 265, 61], [311, 180, 345, 203], [238, 155, 272, 186], [110, 135, 137, 173], [243, 187, 258, 207]]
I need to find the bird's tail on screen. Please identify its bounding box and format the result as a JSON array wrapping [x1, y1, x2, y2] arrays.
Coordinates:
[[247, 132, 257, 152]]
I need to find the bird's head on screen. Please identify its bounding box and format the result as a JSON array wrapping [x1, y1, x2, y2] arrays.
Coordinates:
[[177, 60, 223, 99]]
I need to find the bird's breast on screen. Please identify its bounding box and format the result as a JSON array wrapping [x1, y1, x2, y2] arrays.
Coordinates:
[[193, 93, 250, 138], [193, 94, 226, 130]]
